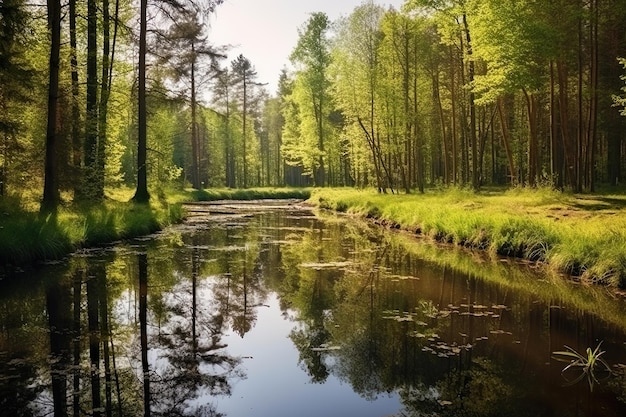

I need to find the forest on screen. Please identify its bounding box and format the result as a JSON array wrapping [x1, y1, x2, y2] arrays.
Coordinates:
[[1, 0, 626, 213]]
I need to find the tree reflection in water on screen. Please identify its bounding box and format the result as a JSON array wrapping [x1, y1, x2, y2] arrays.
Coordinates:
[[273, 213, 626, 417], [2, 207, 626, 416], [0, 241, 243, 417], [46, 274, 72, 417], [147, 244, 241, 417]]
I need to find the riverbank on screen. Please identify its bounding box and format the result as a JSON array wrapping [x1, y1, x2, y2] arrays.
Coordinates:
[[0, 196, 183, 266], [0, 187, 312, 267], [308, 187, 626, 288]]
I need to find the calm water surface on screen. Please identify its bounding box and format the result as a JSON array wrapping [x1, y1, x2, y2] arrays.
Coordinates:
[[1, 201, 626, 417]]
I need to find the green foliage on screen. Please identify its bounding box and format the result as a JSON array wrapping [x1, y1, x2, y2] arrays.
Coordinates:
[[330, 2, 386, 187], [187, 187, 312, 202], [469, 0, 555, 103]]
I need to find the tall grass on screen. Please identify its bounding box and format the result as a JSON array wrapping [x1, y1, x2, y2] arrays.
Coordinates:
[[309, 187, 626, 288], [0, 196, 184, 266]]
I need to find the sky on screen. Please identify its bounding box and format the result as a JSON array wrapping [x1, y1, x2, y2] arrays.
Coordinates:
[[208, 0, 406, 95]]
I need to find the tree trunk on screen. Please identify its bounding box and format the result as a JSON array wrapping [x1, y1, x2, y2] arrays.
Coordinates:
[[585, 0, 598, 192], [72, 271, 82, 417], [242, 77, 248, 188], [462, 13, 479, 191], [191, 43, 200, 189], [69, 0, 81, 199], [98, 269, 113, 417], [523, 90, 539, 187], [497, 97, 517, 185], [433, 71, 448, 184], [87, 271, 101, 417], [96, 0, 111, 199], [42, 0, 62, 212], [449, 46, 458, 185], [414, 61, 424, 193], [47, 280, 72, 417], [139, 253, 150, 417], [84, 0, 98, 199], [576, 9, 584, 193], [557, 59, 578, 191], [550, 61, 564, 189], [133, 0, 149, 203]]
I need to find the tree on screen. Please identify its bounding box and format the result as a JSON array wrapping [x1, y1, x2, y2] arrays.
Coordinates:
[[603, 1, 626, 186], [615, 59, 626, 114], [231, 54, 258, 188], [260, 93, 284, 186], [289, 12, 333, 187], [212, 67, 236, 187], [82, 0, 99, 200], [406, 0, 480, 189], [68, 0, 81, 197], [470, 0, 554, 187], [379, 9, 428, 193], [41, 0, 62, 212], [279, 71, 311, 186], [333, 1, 392, 192], [160, 13, 224, 189], [132, 0, 149, 203], [132, 0, 225, 202]]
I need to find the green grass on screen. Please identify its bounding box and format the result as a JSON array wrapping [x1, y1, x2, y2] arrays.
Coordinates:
[[167, 187, 312, 203], [309, 187, 626, 288], [0, 191, 185, 265], [350, 213, 626, 332], [552, 342, 612, 391]]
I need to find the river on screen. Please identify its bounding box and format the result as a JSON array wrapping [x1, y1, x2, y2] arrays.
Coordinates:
[[1, 200, 625, 417]]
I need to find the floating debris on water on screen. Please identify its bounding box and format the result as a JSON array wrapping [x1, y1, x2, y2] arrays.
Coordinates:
[[311, 344, 342, 352], [300, 261, 352, 270]]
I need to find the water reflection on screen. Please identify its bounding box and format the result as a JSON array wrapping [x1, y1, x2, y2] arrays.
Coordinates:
[[46, 274, 71, 417], [0, 203, 626, 416], [139, 252, 149, 417]]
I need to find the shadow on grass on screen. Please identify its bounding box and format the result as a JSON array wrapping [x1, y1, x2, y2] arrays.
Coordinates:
[[571, 196, 626, 211], [0, 211, 72, 265], [0, 200, 183, 267]]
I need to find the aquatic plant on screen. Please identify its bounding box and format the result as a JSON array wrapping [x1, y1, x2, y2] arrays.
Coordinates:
[[552, 342, 612, 391]]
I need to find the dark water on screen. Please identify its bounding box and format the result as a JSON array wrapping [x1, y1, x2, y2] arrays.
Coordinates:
[[1, 201, 626, 417]]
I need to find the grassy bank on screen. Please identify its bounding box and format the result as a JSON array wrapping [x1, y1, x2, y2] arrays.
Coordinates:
[[0, 193, 184, 266], [166, 187, 312, 203], [309, 187, 626, 288], [315, 208, 626, 332], [0, 187, 311, 266]]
